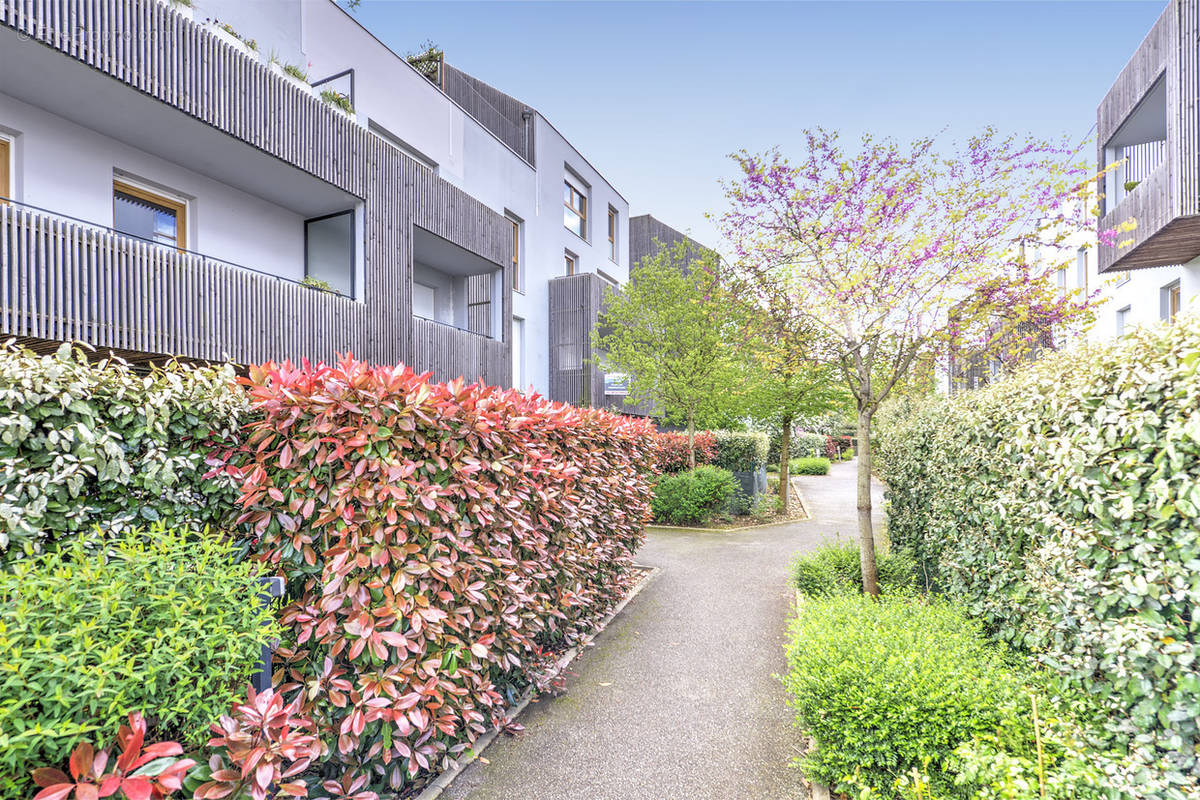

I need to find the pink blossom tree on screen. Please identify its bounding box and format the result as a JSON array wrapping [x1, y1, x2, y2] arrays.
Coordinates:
[[720, 127, 1100, 595]]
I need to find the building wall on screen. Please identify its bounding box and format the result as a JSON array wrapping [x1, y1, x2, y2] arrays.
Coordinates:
[[0, 92, 307, 283]]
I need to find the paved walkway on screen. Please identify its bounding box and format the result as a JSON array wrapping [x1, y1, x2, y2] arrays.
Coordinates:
[[443, 459, 884, 800]]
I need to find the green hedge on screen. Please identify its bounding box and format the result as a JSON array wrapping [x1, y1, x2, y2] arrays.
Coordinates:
[[0, 524, 272, 800], [711, 429, 769, 472], [791, 540, 914, 597], [0, 343, 246, 564], [651, 465, 737, 525], [789, 456, 830, 475], [875, 315, 1200, 785]]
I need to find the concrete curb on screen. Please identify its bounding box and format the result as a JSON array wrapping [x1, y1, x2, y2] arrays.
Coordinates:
[[413, 563, 661, 800]]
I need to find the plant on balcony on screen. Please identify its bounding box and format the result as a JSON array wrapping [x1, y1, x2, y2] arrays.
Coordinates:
[[405, 40, 443, 86], [1124, 179, 1141, 192], [283, 63, 309, 83], [319, 90, 354, 116], [299, 275, 335, 293]]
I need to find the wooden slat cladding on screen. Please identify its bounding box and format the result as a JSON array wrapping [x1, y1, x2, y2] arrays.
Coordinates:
[[410, 316, 507, 386], [442, 64, 534, 166], [548, 272, 605, 407], [1097, 0, 1200, 272], [0, 0, 511, 380], [629, 214, 715, 277], [0, 203, 367, 364]]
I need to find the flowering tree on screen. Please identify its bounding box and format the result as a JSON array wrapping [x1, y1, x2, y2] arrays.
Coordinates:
[[720, 128, 1099, 595]]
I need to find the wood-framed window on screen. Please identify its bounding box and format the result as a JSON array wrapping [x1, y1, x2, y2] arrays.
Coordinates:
[[0, 138, 10, 203], [509, 216, 522, 293], [1163, 280, 1182, 322], [608, 207, 617, 262], [564, 251, 577, 276], [113, 180, 187, 250], [564, 180, 586, 239]]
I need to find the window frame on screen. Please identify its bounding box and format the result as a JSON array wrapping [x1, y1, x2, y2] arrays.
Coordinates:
[[113, 179, 188, 251], [508, 214, 522, 293], [608, 207, 618, 263], [304, 209, 357, 299], [564, 251, 577, 276], [1116, 304, 1131, 336], [1164, 280, 1182, 321], [0, 137, 10, 203], [563, 180, 587, 240]]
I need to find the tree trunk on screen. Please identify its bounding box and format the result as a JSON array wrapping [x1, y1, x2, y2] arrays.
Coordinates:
[[778, 416, 792, 507], [687, 413, 696, 470], [857, 406, 879, 596]]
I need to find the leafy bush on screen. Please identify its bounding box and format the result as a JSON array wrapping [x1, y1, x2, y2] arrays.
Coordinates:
[[0, 343, 245, 564], [783, 594, 1025, 796], [651, 465, 738, 525], [210, 359, 656, 793], [654, 430, 716, 473], [0, 525, 273, 800], [791, 431, 826, 459], [749, 492, 782, 521], [789, 456, 830, 475], [791, 540, 914, 597], [875, 315, 1200, 782], [710, 430, 769, 472]]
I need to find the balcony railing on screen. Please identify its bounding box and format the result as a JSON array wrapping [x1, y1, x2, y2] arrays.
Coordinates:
[[0, 201, 368, 364]]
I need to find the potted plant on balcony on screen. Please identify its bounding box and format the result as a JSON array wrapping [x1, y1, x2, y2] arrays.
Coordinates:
[[320, 89, 358, 124], [206, 19, 259, 60], [1124, 179, 1141, 193], [300, 276, 336, 294], [269, 55, 313, 94]]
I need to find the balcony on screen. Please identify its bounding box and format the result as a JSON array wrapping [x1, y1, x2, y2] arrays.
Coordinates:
[[1096, 0, 1200, 272], [0, 201, 367, 365]]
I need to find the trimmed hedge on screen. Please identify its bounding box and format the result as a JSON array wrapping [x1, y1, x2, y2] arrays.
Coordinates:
[[791, 540, 914, 597], [788, 456, 830, 475], [0, 343, 245, 564], [651, 465, 738, 525], [790, 432, 826, 459], [875, 314, 1200, 785], [0, 524, 272, 800], [210, 359, 656, 792], [654, 430, 716, 473], [711, 430, 769, 472]]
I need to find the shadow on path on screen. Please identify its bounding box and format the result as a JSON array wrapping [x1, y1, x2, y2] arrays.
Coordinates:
[[443, 458, 883, 800]]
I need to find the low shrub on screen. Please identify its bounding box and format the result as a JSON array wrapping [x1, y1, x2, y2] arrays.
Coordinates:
[[783, 594, 1025, 796], [654, 430, 716, 473], [875, 315, 1200, 779], [0, 343, 246, 565], [749, 492, 782, 521], [651, 465, 738, 525], [210, 359, 655, 793], [788, 456, 830, 475], [711, 430, 769, 472], [0, 525, 273, 800], [791, 431, 826, 459], [791, 540, 914, 597]]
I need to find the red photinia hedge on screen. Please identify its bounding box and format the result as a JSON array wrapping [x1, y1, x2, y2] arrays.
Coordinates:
[[208, 357, 655, 793], [654, 431, 716, 473]]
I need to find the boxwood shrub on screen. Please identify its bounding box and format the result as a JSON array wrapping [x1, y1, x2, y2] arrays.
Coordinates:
[[789, 456, 830, 475], [791, 540, 914, 597], [783, 594, 1025, 796], [651, 465, 738, 525], [875, 314, 1200, 784], [0, 524, 273, 800], [710, 430, 769, 472]]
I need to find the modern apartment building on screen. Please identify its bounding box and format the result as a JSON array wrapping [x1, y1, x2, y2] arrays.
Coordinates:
[[1094, 0, 1200, 335], [0, 0, 632, 400]]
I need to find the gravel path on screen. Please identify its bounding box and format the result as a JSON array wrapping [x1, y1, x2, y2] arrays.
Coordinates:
[[442, 458, 884, 800]]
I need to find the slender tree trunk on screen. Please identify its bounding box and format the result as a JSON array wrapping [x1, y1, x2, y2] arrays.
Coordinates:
[[857, 405, 879, 596], [778, 416, 792, 507], [687, 412, 696, 470]]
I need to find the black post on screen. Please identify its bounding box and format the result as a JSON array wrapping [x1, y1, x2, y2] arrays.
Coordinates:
[[253, 576, 285, 693]]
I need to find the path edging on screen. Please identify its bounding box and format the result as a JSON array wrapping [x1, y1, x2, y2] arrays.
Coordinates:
[[413, 563, 661, 800]]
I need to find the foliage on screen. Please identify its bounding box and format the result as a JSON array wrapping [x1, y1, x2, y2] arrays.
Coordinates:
[[783, 595, 1025, 796], [187, 687, 324, 800], [772, 430, 825, 462], [31, 713, 196, 800], [282, 64, 309, 82], [709, 430, 769, 472], [721, 128, 1103, 594], [0, 342, 245, 565], [874, 314, 1200, 785], [209, 357, 655, 793], [789, 457, 830, 476], [790, 541, 914, 597], [748, 492, 782, 521], [0, 525, 272, 799], [596, 239, 739, 465], [654, 430, 716, 474], [300, 276, 334, 292], [650, 465, 738, 526], [319, 91, 354, 115]]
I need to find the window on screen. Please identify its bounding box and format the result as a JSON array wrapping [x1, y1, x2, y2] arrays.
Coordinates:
[[305, 210, 355, 297], [1076, 248, 1087, 291], [1056, 267, 1066, 290], [508, 215, 522, 293], [512, 316, 525, 389], [0, 137, 10, 202], [564, 180, 587, 239], [1117, 270, 1131, 286], [1116, 305, 1130, 336], [608, 207, 618, 262], [1162, 280, 1181, 322], [413, 282, 437, 319], [564, 251, 577, 276], [113, 180, 187, 250]]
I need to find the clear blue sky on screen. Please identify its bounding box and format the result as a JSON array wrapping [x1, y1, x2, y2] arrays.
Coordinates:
[[344, 0, 1164, 248]]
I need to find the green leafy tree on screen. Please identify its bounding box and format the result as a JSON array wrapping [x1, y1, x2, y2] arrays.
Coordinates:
[[596, 240, 736, 467]]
